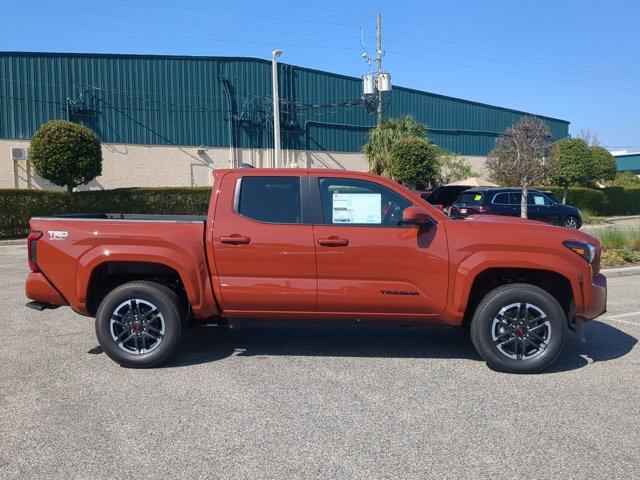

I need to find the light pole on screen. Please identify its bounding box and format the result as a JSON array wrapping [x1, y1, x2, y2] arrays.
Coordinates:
[[272, 50, 283, 168]]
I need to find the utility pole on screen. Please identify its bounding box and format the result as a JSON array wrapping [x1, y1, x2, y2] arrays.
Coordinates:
[[375, 12, 383, 125], [272, 50, 283, 168]]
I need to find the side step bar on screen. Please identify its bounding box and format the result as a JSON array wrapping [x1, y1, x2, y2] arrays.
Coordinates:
[[26, 301, 60, 311]]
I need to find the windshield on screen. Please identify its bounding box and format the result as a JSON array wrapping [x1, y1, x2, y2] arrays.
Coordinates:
[[455, 192, 484, 205]]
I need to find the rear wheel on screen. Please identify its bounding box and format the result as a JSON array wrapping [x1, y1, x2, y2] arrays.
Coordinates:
[[95, 281, 185, 368], [562, 216, 580, 229], [470, 283, 567, 373]]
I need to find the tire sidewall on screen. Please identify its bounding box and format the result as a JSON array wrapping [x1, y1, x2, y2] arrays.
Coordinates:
[[473, 286, 567, 373], [95, 283, 181, 368]]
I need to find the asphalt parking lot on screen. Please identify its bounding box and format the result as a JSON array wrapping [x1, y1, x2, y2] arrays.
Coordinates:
[[1, 243, 639, 480]]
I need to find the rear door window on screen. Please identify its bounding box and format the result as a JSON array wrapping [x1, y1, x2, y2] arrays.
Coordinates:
[[509, 192, 522, 205], [492, 193, 509, 204], [456, 192, 484, 205], [237, 176, 302, 223]]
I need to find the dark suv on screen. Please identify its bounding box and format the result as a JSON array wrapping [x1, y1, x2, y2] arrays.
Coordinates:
[[450, 188, 582, 229]]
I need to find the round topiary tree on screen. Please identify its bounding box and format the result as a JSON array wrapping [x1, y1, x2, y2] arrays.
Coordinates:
[[549, 138, 594, 204], [29, 120, 102, 193], [387, 136, 440, 190], [590, 145, 617, 184]]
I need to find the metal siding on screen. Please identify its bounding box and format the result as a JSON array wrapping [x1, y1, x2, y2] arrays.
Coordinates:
[[0, 52, 569, 155], [615, 154, 640, 172]]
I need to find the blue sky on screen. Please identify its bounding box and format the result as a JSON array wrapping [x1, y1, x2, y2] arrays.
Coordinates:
[[1, 0, 639, 151]]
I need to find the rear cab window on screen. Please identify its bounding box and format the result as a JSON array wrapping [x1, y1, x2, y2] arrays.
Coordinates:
[[236, 176, 302, 223]]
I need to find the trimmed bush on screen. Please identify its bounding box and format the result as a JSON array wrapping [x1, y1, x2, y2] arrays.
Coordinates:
[[0, 187, 211, 238], [602, 187, 640, 216], [29, 120, 102, 193], [543, 186, 607, 214]]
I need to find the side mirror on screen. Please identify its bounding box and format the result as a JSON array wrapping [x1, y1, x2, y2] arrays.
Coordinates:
[[402, 206, 435, 227]]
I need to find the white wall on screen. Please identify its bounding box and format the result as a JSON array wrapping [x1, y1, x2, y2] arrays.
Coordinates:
[[0, 139, 487, 190]]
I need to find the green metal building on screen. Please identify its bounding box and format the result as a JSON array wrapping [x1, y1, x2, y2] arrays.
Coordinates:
[[0, 51, 570, 156], [614, 153, 640, 173]]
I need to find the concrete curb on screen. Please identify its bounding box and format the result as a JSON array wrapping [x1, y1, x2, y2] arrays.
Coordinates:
[[602, 266, 640, 278]]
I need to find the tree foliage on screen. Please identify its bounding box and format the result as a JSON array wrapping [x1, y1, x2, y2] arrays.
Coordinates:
[[437, 153, 477, 185], [387, 137, 440, 190], [363, 116, 426, 176], [606, 171, 640, 187], [29, 120, 102, 193], [485, 116, 553, 218], [548, 138, 595, 202], [590, 146, 617, 183]]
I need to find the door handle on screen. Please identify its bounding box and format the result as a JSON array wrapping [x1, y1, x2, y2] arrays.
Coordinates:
[[318, 237, 349, 247], [219, 235, 251, 245]]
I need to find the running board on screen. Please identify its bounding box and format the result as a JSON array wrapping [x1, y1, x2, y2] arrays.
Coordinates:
[[26, 301, 59, 311]]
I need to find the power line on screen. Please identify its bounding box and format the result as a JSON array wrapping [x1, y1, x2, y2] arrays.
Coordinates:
[[386, 49, 638, 92], [0, 17, 361, 52], [384, 17, 640, 66], [385, 38, 640, 85], [114, 0, 364, 28], [384, 27, 630, 75], [0, 1, 371, 41]]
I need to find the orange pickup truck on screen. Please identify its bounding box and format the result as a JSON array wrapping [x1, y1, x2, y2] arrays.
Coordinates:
[[25, 169, 607, 373]]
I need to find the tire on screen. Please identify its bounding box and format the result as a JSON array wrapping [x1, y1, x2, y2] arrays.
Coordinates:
[[562, 216, 580, 229], [470, 283, 567, 374], [95, 281, 185, 368]]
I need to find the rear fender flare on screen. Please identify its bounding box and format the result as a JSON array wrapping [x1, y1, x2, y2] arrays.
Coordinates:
[[76, 245, 218, 318]]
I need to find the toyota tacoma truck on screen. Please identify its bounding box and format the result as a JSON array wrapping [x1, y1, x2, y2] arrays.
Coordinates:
[[25, 169, 607, 373]]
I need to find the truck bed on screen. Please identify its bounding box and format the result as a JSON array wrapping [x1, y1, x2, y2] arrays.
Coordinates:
[[32, 213, 207, 222]]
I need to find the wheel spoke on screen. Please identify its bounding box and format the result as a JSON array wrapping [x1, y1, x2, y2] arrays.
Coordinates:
[[115, 328, 131, 341], [111, 298, 165, 355], [499, 337, 516, 348]]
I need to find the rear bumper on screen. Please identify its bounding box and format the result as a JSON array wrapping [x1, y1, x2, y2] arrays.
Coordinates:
[[25, 272, 68, 307], [579, 272, 607, 320]]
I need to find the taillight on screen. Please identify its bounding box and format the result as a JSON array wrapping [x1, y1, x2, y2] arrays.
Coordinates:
[[27, 231, 43, 272], [477, 205, 492, 213]]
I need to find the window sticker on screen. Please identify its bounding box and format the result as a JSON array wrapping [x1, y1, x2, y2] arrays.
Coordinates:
[[474, 194, 482, 201], [332, 193, 381, 224], [533, 195, 545, 205]]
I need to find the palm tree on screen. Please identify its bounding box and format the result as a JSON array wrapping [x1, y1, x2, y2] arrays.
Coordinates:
[[363, 116, 427, 176]]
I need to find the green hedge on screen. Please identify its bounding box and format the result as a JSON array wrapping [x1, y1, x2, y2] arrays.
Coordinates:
[[601, 187, 640, 216], [543, 186, 607, 215], [0, 187, 211, 238]]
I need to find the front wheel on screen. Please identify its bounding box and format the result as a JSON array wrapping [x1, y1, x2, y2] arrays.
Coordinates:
[[95, 281, 185, 368], [470, 283, 567, 373]]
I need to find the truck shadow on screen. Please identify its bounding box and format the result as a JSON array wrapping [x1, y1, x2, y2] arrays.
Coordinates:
[[165, 320, 637, 372]]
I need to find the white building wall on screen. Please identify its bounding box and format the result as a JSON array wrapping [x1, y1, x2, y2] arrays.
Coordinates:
[[0, 139, 487, 190]]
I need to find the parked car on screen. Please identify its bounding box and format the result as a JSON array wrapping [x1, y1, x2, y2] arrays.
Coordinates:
[[25, 169, 605, 373], [450, 188, 582, 229], [421, 185, 472, 209]]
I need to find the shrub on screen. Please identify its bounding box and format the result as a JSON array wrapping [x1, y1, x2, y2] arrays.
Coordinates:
[[29, 120, 103, 193], [543, 186, 607, 214], [388, 136, 440, 190], [602, 187, 640, 216], [363, 116, 427, 176]]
